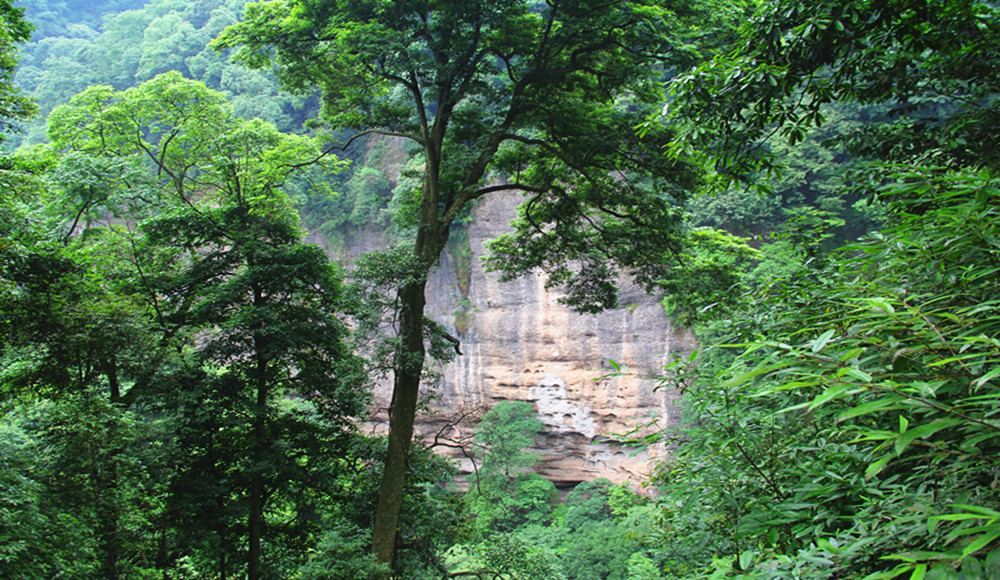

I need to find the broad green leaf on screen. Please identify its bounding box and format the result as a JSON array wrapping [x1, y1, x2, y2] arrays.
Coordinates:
[[817, 538, 838, 554], [986, 546, 1000, 572], [926, 564, 959, 580], [960, 558, 984, 578]]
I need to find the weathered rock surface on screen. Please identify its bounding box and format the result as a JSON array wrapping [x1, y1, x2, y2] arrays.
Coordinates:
[[323, 190, 694, 489]]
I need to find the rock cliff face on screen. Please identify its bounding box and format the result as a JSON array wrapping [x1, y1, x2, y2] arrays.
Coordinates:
[[322, 190, 695, 489]]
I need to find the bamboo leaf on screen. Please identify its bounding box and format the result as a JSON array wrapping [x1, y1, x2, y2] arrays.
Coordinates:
[[845, 367, 873, 382], [894, 419, 964, 456], [718, 362, 792, 389], [811, 329, 836, 353], [837, 396, 905, 421], [809, 383, 854, 409], [949, 504, 1000, 518], [960, 525, 1000, 559], [865, 454, 893, 480], [973, 366, 1000, 390]]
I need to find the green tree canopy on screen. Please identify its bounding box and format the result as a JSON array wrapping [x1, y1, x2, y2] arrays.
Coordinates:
[[465, 400, 557, 533], [665, 0, 1000, 186], [213, 1, 731, 568], [0, 0, 35, 147], [2, 73, 365, 579]]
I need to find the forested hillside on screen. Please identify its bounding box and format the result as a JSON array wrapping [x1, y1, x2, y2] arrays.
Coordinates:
[[2, 0, 999, 579]]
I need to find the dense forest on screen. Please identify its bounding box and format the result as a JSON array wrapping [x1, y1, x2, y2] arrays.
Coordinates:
[[2, 0, 999, 579]]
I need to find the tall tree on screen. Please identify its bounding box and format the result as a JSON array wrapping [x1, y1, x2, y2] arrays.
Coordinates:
[[4, 72, 365, 579], [214, 1, 711, 568], [143, 193, 367, 580]]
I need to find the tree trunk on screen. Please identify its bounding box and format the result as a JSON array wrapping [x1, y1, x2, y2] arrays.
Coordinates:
[[248, 472, 264, 580], [372, 172, 452, 572], [248, 290, 268, 580], [372, 114, 456, 575], [372, 278, 428, 571], [95, 470, 121, 580]]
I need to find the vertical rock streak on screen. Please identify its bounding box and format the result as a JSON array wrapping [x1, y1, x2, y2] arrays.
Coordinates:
[[346, 192, 694, 487]]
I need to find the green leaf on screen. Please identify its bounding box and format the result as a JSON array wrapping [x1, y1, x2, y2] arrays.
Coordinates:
[[811, 329, 836, 352], [927, 353, 985, 368], [817, 538, 839, 554], [972, 366, 1000, 390], [986, 546, 1000, 572], [862, 297, 896, 314], [894, 419, 964, 456], [960, 525, 1000, 559], [931, 514, 994, 522], [863, 564, 912, 580], [865, 454, 893, 481], [950, 505, 1000, 519], [808, 383, 857, 410], [960, 558, 984, 578], [718, 362, 793, 389], [926, 564, 959, 580], [837, 396, 904, 421], [845, 367, 873, 382]]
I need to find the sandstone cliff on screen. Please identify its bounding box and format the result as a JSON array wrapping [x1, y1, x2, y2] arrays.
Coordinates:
[[318, 189, 695, 489]]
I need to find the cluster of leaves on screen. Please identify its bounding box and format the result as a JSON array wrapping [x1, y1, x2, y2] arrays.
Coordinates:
[[653, 167, 1000, 580], [684, 102, 888, 249], [463, 401, 558, 534], [297, 137, 424, 247], [1, 72, 465, 579], [10, 0, 438, 251], [645, 0, 1000, 578], [17, 0, 147, 38], [666, 0, 1000, 184], [462, 477, 663, 580], [0, 397, 168, 579]]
